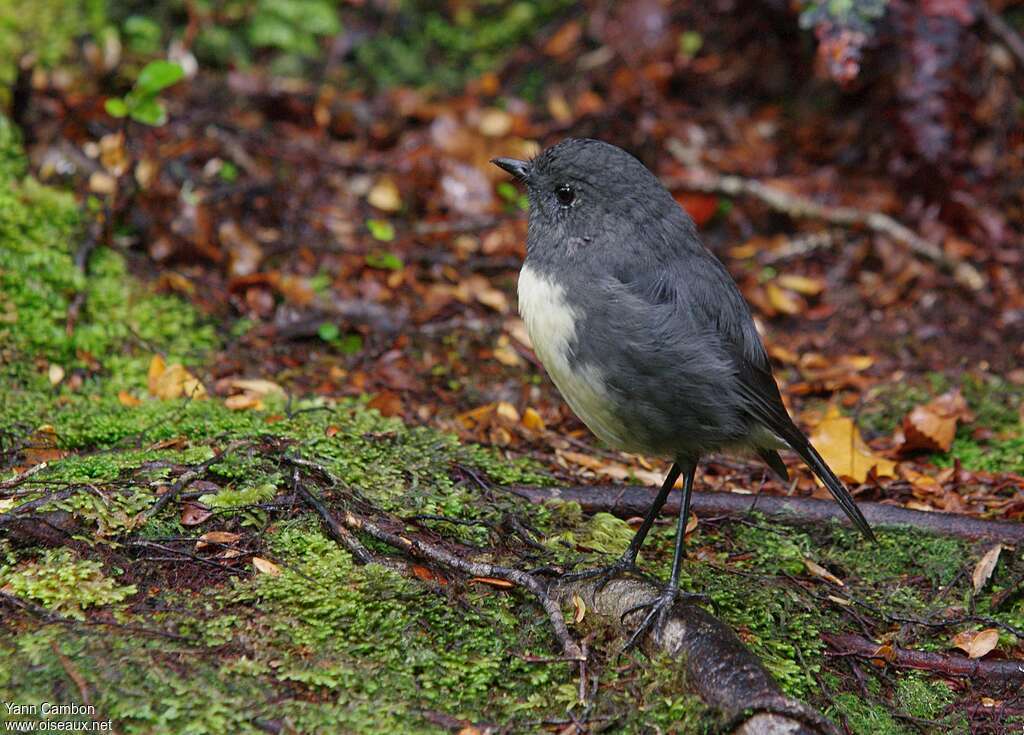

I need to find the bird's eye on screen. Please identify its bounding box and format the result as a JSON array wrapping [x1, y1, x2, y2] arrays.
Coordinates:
[[555, 185, 576, 207]]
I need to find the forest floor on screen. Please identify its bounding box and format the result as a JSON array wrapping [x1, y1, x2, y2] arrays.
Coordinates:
[[2, 3, 1024, 734]]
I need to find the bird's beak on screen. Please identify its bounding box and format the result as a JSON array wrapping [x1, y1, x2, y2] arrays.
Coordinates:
[[491, 157, 530, 181]]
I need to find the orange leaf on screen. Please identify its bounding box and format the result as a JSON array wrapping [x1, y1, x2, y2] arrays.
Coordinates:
[[776, 274, 825, 296], [411, 564, 448, 585], [117, 390, 142, 407], [809, 405, 896, 483], [195, 531, 241, 550], [674, 192, 718, 227], [469, 577, 514, 589], [952, 628, 999, 658]]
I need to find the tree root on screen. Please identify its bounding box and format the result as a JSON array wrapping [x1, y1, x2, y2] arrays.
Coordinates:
[[553, 578, 840, 735], [507, 485, 1024, 544], [823, 632, 1024, 681]]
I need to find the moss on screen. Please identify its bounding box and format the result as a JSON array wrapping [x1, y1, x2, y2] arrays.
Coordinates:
[[0, 548, 136, 620], [828, 693, 908, 735]]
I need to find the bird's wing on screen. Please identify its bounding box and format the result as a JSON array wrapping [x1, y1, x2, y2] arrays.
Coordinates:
[[627, 254, 875, 540]]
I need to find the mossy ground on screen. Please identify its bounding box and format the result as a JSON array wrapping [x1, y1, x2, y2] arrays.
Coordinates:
[[1, 123, 1021, 734]]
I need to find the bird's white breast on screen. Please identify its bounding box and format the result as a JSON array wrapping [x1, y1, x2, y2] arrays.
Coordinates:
[[517, 265, 632, 450]]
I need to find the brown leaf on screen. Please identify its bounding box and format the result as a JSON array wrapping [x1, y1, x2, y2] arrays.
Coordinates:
[[195, 531, 241, 550], [809, 405, 896, 483], [972, 545, 1004, 594], [252, 557, 282, 576], [367, 391, 403, 417], [901, 389, 973, 453], [952, 628, 999, 658], [180, 501, 212, 526]]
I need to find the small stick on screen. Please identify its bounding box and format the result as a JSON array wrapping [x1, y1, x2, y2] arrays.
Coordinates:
[[143, 440, 249, 520], [0, 462, 48, 490], [289, 467, 374, 565]]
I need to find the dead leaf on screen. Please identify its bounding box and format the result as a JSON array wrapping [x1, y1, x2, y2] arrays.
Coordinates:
[[495, 401, 520, 424], [804, 559, 845, 586], [972, 545, 1004, 594], [776, 274, 825, 296], [765, 281, 805, 315], [685, 512, 699, 535], [809, 404, 896, 483], [901, 389, 975, 453], [252, 557, 281, 576], [196, 531, 241, 550], [465, 274, 509, 313], [219, 220, 263, 278], [411, 564, 448, 585], [22, 425, 67, 465], [522, 408, 546, 432], [477, 108, 512, 137], [571, 592, 586, 624], [492, 334, 523, 367], [367, 391, 403, 417], [468, 577, 514, 589], [117, 390, 142, 407], [228, 378, 284, 397], [952, 628, 999, 658], [367, 177, 402, 212], [180, 502, 212, 526], [48, 364, 65, 386], [147, 355, 207, 400]]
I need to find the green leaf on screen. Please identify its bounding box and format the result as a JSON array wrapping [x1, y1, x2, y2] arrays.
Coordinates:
[[338, 333, 363, 355], [135, 60, 184, 95], [365, 251, 403, 271], [129, 98, 168, 126], [104, 98, 128, 118], [365, 219, 395, 242], [316, 322, 340, 343]]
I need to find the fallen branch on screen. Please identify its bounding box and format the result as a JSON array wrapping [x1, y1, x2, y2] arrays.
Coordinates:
[[335, 506, 583, 662], [507, 485, 1024, 544], [663, 138, 984, 289], [553, 578, 839, 735], [823, 632, 1024, 681], [0, 462, 48, 491]]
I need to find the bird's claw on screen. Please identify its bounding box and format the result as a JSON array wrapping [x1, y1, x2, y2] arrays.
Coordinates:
[[620, 587, 710, 651], [560, 556, 646, 593]]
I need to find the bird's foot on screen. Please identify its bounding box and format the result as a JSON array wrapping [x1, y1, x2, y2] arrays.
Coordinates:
[[560, 555, 647, 593], [620, 585, 710, 651]]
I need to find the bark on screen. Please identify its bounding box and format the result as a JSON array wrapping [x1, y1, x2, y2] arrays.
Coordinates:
[[508, 485, 1024, 543], [553, 578, 840, 735]]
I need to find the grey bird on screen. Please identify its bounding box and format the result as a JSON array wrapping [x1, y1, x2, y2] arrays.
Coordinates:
[[492, 138, 874, 647]]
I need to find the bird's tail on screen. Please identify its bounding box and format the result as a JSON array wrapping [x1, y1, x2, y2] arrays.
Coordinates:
[[790, 438, 876, 541]]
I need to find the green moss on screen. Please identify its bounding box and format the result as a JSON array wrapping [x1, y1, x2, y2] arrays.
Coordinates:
[[0, 548, 136, 620], [828, 693, 907, 735]]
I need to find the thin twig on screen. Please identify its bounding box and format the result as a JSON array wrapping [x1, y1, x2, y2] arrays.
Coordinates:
[[0, 461, 48, 490], [143, 441, 250, 520], [288, 467, 374, 565], [664, 138, 985, 289], [339, 507, 584, 662], [977, 1, 1024, 71]]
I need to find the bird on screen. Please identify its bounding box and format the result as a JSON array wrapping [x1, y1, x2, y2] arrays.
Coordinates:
[[492, 138, 874, 648]]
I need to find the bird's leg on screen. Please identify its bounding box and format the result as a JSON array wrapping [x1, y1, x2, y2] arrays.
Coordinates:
[[621, 463, 707, 651], [559, 463, 682, 589]]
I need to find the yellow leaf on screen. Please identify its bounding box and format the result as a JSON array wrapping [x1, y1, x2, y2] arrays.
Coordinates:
[[972, 545, 1003, 594], [367, 177, 402, 212], [228, 378, 284, 397], [765, 282, 804, 315], [252, 557, 282, 576], [148, 356, 207, 400], [809, 405, 896, 483], [48, 364, 65, 386], [776, 274, 825, 296], [571, 592, 586, 624], [522, 407, 546, 432]]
